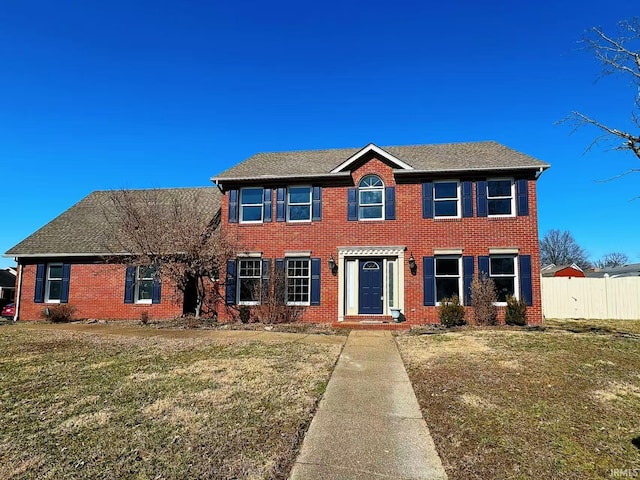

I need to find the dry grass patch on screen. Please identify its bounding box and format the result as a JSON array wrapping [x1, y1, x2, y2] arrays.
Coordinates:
[[0, 325, 341, 479], [397, 329, 640, 480]]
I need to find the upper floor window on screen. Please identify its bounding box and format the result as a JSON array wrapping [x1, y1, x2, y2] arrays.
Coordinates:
[[238, 258, 262, 304], [358, 175, 384, 220], [135, 266, 155, 304], [434, 181, 460, 218], [288, 187, 312, 222], [435, 256, 461, 304], [45, 264, 63, 303], [487, 179, 514, 216], [240, 187, 264, 223]]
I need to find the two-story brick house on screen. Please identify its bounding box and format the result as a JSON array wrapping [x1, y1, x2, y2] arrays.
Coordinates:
[[214, 141, 549, 325], [5, 141, 548, 324]]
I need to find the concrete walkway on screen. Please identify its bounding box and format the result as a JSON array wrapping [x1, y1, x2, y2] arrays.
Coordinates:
[[289, 330, 448, 480]]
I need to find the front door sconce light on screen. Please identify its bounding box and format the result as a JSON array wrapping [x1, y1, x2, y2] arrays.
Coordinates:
[[327, 254, 337, 273], [408, 253, 417, 275]]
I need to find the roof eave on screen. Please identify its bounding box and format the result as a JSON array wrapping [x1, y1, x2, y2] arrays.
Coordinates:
[[392, 164, 551, 176], [4, 252, 131, 258], [211, 171, 352, 185]]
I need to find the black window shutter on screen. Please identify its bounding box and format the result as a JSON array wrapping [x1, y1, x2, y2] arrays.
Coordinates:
[[519, 255, 533, 306], [422, 182, 433, 219], [263, 188, 273, 222], [124, 266, 135, 304], [275, 258, 285, 303], [478, 256, 490, 278], [152, 270, 162, 304], [276, 187, 286, 222], [312, 186, 322, 221], [311, 258, 321, 306], [385, 186, 396, 220], [347, 188, 357, 221], [225, 260, 237, 305], [60, 264, 71, 304], [34, 263, 45, 303], [423, 256, 435, 306], [261, 259, 271, 301], [462, 181, 473, 217], [228, 189, 239, 223], [516, 179, 529, 216], [476, 181, 488, 217], [463, 256, 474, 305]]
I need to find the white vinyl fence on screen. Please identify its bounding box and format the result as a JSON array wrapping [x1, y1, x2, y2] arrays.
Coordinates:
[[541, 276, 640, 320]]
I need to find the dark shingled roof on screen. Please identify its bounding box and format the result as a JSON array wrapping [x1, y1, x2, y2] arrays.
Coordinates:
[[212, 141, 550, 181], [5, 187, 222, 257], [0, 269, 16, 288]]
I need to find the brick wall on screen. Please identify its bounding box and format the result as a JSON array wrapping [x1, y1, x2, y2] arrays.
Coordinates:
[[221, 157, 544, 325], [16, 262, 184, 321]]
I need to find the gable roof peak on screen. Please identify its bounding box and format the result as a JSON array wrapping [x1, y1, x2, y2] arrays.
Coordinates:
[[330, 143, 414, 173]]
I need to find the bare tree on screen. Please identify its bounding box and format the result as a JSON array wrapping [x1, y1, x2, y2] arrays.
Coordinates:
[[594, 252, 629, 268], [102, 188, 236, 318], [540, 229, 591, 269], [562, 19, 640, 179]]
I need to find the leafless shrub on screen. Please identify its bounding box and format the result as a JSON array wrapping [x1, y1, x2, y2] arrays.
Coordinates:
[[470, 276, 498, 326]]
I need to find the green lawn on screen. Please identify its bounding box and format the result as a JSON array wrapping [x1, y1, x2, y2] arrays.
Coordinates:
[[397, 322, 640, 480], [0, 325, 342, 480]]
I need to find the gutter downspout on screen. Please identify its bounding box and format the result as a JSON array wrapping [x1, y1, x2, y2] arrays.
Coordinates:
[[14, 262, 22, 322]]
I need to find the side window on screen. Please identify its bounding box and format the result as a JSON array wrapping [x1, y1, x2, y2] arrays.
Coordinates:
[[135, 266, 155, 304], [358, 175, 384, 220], [286, 258, 311, 305], [240, 187, 264, 223], [45, 264, 63, 303], [487, 179, 514, 216], [435, 256, 461, 304], [238, 258, 262, 304], [433, 181, 460, 218], [288, 187, 311, 222], [490, 255, 517, 302]]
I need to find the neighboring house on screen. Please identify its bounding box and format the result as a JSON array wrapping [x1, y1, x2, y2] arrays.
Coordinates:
[[541, 263, 585, 278], [585, 263, 640, 278], [213, 141, 549, 325], [4, 188, 221, 321], [0, 268, 16, 303], [5, 141, 549, 324]]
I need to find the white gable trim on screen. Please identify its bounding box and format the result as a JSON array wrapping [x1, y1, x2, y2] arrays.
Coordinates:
[[330, 143, 414, 173]]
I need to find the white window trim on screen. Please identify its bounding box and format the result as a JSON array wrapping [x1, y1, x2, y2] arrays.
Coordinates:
[[239, 187, 264, 224], [433, 180, 461, 219], [358, 175, 385, 221], [287, 186, 312, 223], [434, 256, 463, 306], [44, 263, 63, 304], [487, 178, 516, 218], [135, 266, 154, 305], [237, 258, 262, 305], [285, 258, 311, 306], [489, 255, 519, 306]]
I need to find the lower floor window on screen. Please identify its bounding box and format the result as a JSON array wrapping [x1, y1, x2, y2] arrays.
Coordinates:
[[286, 258, 310, 305], [45, 264, 63, 302], [135, 266, 155, 303], [435, 256, 461, 303], [238, 259, 261, 304], [490, 256, 516, 302]]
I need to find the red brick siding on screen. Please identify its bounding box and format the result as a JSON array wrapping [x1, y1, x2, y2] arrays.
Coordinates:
[[16, 263, 184, 321], [222, 157, 544, 325]]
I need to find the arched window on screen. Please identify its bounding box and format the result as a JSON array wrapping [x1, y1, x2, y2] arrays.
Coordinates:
[[358, 175, 384, 220]]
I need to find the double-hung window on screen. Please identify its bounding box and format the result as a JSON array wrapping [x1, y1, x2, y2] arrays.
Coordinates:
[[358, 175, 384, 220], [487, 179, 514, 216], [489, 256, 517, 302], [286, 258, 311, 305], [45, 264, 63, 303], [135, 266, 155, 304], [240, 188, 264, 223], [435, 256, 462, 303], [288, 187, 311, 222], [433, 181, 460, 218], [238, 258, 262, 304]]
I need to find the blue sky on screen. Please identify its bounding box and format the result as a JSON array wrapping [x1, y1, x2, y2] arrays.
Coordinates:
[[1, 0, 639, 268]]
